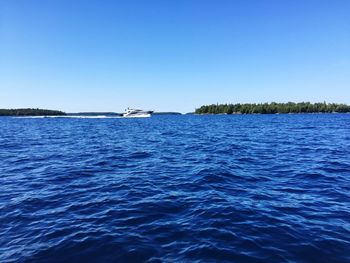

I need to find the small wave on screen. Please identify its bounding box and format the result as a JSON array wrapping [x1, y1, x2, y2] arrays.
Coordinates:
[[128, 151, 153, 159]]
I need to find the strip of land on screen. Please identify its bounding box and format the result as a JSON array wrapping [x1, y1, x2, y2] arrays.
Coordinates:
[[0, 109, 183, 116], [195, 102, 350, 114], [0, 108, 66, 116]]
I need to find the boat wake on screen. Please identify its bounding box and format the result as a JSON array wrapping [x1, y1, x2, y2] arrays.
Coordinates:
[[16, 116, 123, 119]]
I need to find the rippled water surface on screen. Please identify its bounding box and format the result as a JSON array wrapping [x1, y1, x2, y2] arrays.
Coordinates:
[[1, 114, 350, 262]]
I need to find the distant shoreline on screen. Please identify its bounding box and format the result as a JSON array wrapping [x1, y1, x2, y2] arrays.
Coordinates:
[[0, 108, 66, 116], [195, 102, 350, 114], [2, 103, 350, 116], [194, 112, 350, 115], [0, 108, 182, 116]]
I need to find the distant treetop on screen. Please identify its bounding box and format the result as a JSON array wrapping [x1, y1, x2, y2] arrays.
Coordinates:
[[195, 102, 350, 114], [0, 108, 66, 116]]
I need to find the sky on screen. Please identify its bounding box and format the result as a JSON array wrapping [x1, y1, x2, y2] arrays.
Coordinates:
[[0, 0, 349, 113]]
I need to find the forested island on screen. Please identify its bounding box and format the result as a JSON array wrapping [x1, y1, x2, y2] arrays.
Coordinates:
[[195, 102, 350, 114], [0, 108, 66, 116]]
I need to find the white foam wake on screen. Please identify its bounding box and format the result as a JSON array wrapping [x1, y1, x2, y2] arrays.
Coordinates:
[[15, 115, 123, 119]]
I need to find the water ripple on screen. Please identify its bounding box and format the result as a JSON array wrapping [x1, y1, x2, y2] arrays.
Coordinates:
[[1, 115, 350, 262]]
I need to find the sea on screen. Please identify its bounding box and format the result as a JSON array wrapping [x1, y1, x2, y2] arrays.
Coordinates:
[[1, 114, 350, 262]]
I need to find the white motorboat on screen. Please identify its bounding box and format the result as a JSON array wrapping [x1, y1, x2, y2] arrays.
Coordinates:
[[122, 108, 153, 118]]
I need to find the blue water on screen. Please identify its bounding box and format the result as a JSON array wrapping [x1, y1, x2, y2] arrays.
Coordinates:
[[1, 114, 350, 262]]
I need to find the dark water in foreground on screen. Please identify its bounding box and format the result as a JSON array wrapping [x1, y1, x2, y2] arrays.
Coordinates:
[[1, 114, 350, 262]]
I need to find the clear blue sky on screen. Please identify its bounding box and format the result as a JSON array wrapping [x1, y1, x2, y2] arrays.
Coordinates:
[[1, 0, 349, 113]]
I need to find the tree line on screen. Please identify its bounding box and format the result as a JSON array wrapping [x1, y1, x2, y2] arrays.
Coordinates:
[[0, 108, 66, 116], [195, 102, 350, 114]]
